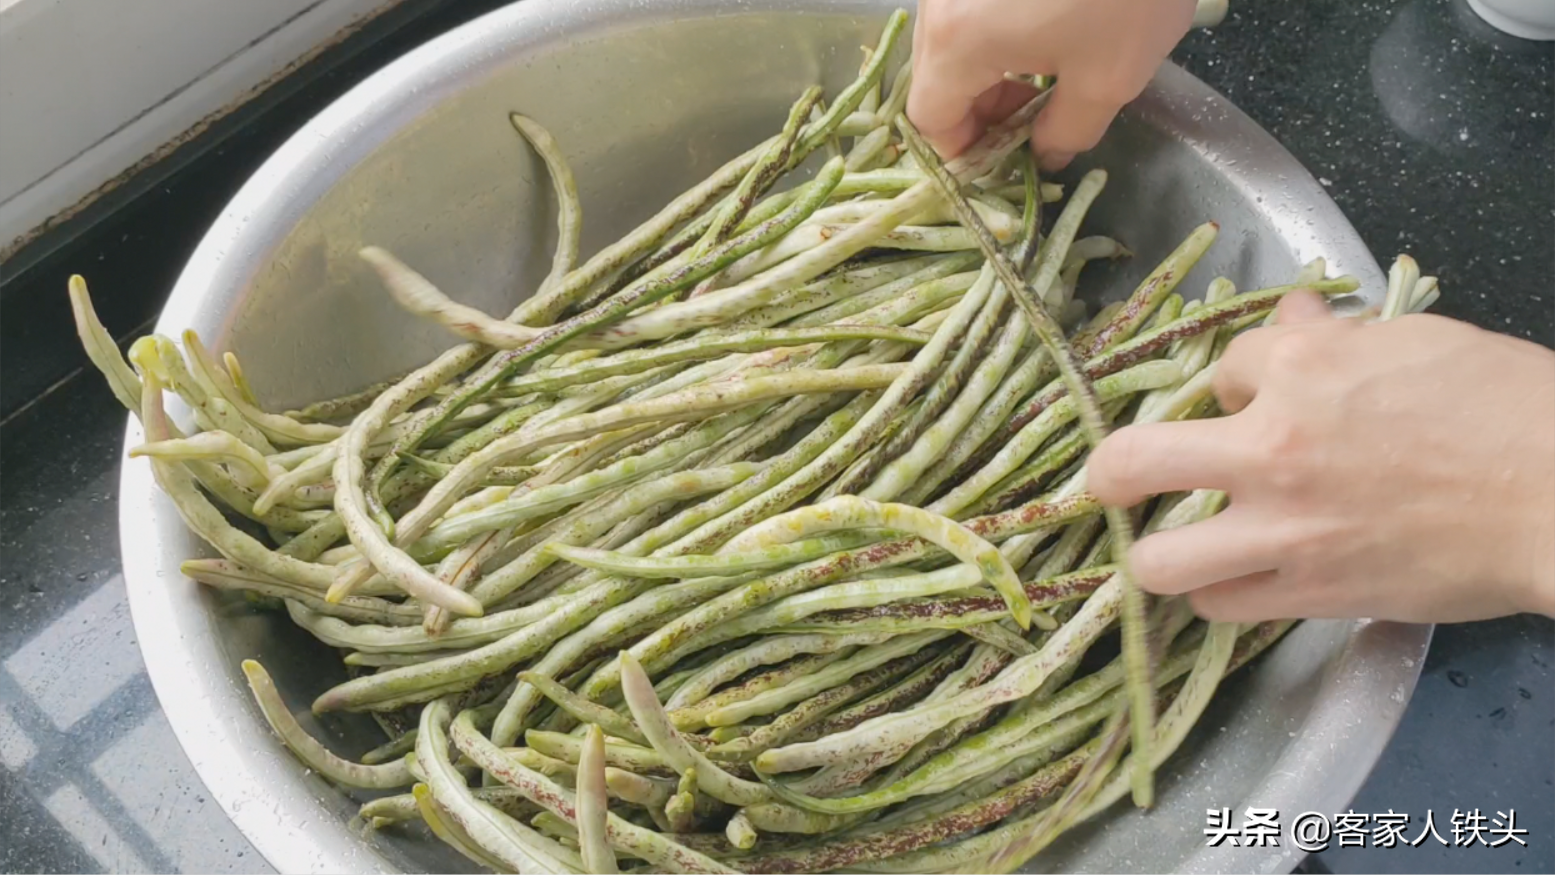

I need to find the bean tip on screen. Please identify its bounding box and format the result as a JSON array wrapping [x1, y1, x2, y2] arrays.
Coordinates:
[[240, 659, 267, 686], [617, 649, 643, 675], [726, 813, 759, 850], [1013, 604, 1033, 631], [1130, 780, 1154, 810], [127, 336, 160, 373], [251, 491, 279, 517]]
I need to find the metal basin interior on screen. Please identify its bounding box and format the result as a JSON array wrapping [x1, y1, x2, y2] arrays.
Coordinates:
[[117, 1, 1432, 872]]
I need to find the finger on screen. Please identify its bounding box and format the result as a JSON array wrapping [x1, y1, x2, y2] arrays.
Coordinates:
[[1038, 150, 1078, 173], [1028, 80, 1122, 168], [1185, 571, 1289, 622], [974, 79, 1040, 128], [1274, 288, 1333, 324], [1216, 291, 1354, 411], [1128, 508, 1284, 596], [1211, 328, 1281, 414], [907, 52, 1002, 158], [1086, 418, 1255, 508]]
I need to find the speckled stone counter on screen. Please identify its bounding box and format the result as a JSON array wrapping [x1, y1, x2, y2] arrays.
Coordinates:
[[0, 0, 1549, 872]]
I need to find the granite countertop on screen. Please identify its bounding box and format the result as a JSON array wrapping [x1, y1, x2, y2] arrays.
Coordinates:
[[0, 0, 1549, 872]]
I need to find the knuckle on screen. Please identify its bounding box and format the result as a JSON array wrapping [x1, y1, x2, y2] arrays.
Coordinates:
[[1094, 75, 1143, 107], [1063, 65, 1136, 106], [1209, 359, 1239, 402], [1095, 69, 1150, 109], [1127, 535, 1174, 593], [1266, 329, 1325, 373], [1087, 428, 1144, 502], [1209, 357, 1240, 401], [1037, 104, 1112, 154], [925, 0, 978, 46], [1251, 415, 1314, 488]]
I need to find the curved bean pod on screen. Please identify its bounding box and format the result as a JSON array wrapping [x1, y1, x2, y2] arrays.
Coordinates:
[[719, 497, 1033, 628], [241, 660, 411, 789], [619, 652, 774, 808]]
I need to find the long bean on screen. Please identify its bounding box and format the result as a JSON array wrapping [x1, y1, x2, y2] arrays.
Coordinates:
[[415, 463, 761, 561], [719, 497, 1038, 630], [241, 661, 411, 789], [129, 367, 348, 598], [712, 644, 946, 760], [68, 276, 142, 412], [336, 157, 849, 594], [695, 86, 824, 264], [620, 652, 775, 808], [759, 618, 1203, 816], [836, 268, 1010, 497], [577, 725, 619, 873], [587, 90, 1051, 348], [362, 246, 541, 349], [703, 630, 948, 727], [417, 699, 581, 872], [667, 632, 896, 712], [752, 488, 1222, 779], [396, 363, 904, 567], [496, 325, 927, 399], [544, 531, 875, 579], [900, 118, 1159, 806]]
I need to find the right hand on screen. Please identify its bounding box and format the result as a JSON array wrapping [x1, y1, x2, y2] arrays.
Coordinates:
[[907, 0, 1197, 166], [1087, 292, 1555, 624]]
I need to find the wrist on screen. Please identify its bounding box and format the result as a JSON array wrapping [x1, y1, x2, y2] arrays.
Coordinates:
[[1516, 504, 1555, 618], [1504, 367, 1555, 617]]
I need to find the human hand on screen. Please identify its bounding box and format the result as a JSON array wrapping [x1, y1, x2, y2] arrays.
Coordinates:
[[907, 0, 1197, 166], [1087, 291, 1555, 624]]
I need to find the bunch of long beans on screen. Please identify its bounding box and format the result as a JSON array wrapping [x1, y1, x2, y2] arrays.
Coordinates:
[[74, 11, 1442, 873]]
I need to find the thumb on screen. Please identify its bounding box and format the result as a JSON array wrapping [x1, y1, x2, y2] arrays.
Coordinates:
[[1028, 80, 1123, 171], [1274, 288, 1334, 324]]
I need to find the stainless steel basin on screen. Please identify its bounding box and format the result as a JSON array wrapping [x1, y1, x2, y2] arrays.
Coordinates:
[[118, 0, 1432, 872]]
